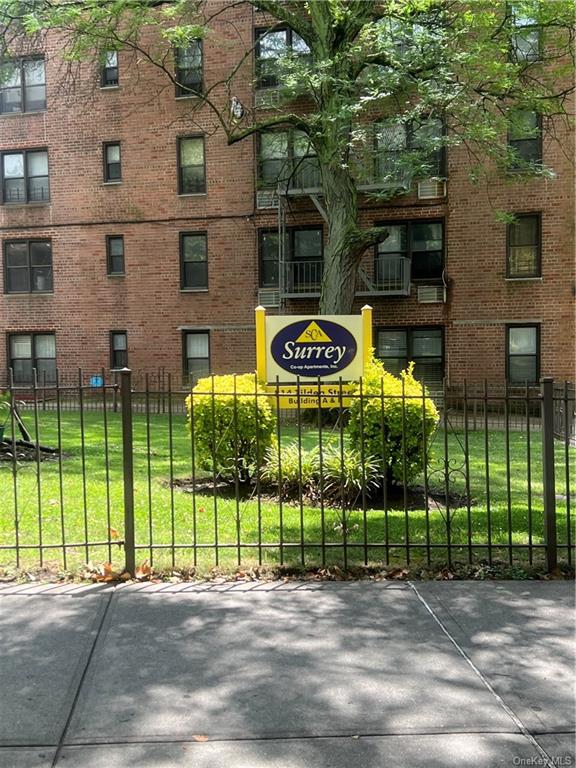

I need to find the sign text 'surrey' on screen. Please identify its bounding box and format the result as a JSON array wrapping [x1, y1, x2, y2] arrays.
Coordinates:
[[270, 319, 357, 378], [281, 341, 347, 365]]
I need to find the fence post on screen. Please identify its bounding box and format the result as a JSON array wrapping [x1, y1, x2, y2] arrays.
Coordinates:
[[120, 368, 136, 575], [541, 377, 557, 572]]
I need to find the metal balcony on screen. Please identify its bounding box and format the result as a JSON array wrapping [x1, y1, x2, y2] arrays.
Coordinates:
[[283, 260, 323, 297], [287, 160, 322, 194], [357, 255, 411, 296], [281, 255, 411, 298]]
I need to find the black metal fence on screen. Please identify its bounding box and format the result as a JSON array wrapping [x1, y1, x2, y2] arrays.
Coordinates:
[[0, 370, 574, 574]]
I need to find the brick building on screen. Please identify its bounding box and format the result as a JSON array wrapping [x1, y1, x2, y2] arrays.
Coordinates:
[[0, 4, 574, 389]]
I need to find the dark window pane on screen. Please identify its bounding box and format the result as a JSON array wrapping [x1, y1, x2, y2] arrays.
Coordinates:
[[109, 237, 124, 257], [6, 242, 28, 267], [187, 358, 210, 382], [293, 229, 322, 259], [183, 261, 208, 288], [110, 255, 124, 273], [24, 83, 45, 111], [30, 241, 51, 265], [412, 222, 443, 251], [412, 251, 443, 281], [1, 88, 22, 113], [12, 358, 33, 384], [6, 268, 29, 292], [378, 225, 407, 255], [36, 358, 56, 384], [31, 266, 52, 292], [181, 165, 205, 193], [412, 329, 442, 357], [35, 335, 55, 358], [27, 177, 49, 201], [509, 355, 537, 383], [509, 246, 538, 276], [377, 330, 407, 357], [4, 178, 26, 202], [510, 216, 537, 246], [182, 235, 206, 262]]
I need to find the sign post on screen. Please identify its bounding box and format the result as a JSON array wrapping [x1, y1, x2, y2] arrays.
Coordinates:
[[255, 305, 372, 409]]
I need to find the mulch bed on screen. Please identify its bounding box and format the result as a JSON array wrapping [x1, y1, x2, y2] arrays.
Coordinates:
[[168, 476, 472, 510], [0, 440, 60, 462]]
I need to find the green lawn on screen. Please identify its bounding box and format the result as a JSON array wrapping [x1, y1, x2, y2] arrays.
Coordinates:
[[0, 405, 574, 572]]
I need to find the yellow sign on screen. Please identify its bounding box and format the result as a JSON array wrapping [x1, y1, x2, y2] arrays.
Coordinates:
[[272, 383, 354, 409], [255, 306, 372, 409]]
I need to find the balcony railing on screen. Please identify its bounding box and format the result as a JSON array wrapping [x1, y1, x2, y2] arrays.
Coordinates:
[[281, 255, 411, 297], [289, 159, 322, 193], [283, 260, 323, 296], [367, 255, 411, 296]]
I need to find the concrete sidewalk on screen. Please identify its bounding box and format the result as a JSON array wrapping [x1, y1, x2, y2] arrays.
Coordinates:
[[0, 580, 573, 768]]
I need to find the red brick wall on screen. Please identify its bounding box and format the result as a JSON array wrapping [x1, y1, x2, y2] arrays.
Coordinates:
[[1, 3, 574, 385]]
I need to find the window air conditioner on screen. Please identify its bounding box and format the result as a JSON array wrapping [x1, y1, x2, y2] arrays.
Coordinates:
[[257, 289, 280, 308], [417, 180, 447, 200], [417, 285, 445, 303], [256, 190, 279, 209]]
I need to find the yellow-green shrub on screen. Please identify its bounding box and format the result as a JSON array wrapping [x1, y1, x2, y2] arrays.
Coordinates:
[[185, 373, 276, 483], [347, 356, 439, 485]]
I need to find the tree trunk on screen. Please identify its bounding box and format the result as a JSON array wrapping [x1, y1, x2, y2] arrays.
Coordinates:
[[319, 163, 388, 315], [319, 163, 361, 315]]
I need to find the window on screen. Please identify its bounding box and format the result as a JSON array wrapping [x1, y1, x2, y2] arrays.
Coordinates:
[[258, 227, 323, 289], [374, 121, 409, 187], [110, 331, 127, 369], [507, 325, 539, 383], [103, 142, 121, 182], [258, 130, 319, 189], [410, 117, 445, 177], [4, 240, 52, 293], [101, 51, 119, 87], [183, 331, 210, 382], [178, 136, 206, 194], [510, 6, 541, 62], [255, 28, 310, 88], [175, 42, 202, 96], [0, 58, 46, 114], [180, 233, 208, 289], [507, 215, 541, 278], [106, 235, 125, 275], [367, 118, 444, 188], [376, 220, 443, 283], [8, 333, 56, 384], [259, 230, 281, 288], [508, 111, 541, 166], [1, 149, 49, 204], [376, 327, 444, 390]]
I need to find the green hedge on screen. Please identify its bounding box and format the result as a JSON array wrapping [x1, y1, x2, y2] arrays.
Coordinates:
[[347, 356, 439, 485], [185, 373, 276, 483]]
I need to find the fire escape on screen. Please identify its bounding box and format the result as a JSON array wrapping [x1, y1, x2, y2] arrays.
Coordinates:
[[256, 143, 447, 312]]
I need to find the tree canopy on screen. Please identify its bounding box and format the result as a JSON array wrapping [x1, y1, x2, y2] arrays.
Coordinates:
[[2, 0, 574, 312]]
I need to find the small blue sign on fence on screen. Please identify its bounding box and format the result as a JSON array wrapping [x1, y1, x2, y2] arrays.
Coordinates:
[[90, 375, 104, 388]]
